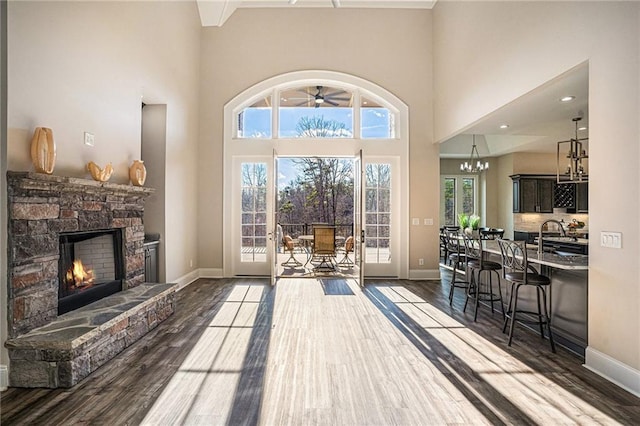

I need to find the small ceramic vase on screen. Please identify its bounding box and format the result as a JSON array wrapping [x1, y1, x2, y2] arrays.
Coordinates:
[[87, 161, 114, 182], [129, 160, 147, 186], [30, 127, 56, 174]]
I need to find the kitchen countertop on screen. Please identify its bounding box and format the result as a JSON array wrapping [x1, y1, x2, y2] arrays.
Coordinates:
[[483, 241, 589, 271], [542, 236, 589, 246]]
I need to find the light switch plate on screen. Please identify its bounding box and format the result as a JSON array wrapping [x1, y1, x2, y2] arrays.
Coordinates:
[[601, 231, 622, 248], [84, 132, 95, 147], [412, 218, 420, 226], [424, 218, 434, 226]]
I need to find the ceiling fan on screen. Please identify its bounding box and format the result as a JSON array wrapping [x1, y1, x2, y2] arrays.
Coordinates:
[[294, 86, 352, 108]]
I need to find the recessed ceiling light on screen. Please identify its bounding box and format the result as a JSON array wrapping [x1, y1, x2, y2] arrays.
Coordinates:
[[499, 124, 509, 129], [560, 96, 575, 102]]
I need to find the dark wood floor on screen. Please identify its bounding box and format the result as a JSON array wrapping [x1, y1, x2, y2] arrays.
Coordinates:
[[2, 272, 639, 425]]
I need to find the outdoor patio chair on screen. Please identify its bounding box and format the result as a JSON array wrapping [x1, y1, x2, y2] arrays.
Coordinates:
[[337, 235, 355, 267], [312, 227, 337, 272], [280, 235, 302, 267]]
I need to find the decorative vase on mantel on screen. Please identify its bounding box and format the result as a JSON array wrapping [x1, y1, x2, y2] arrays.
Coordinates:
[[87, 161, 114, 182], [129, 160, 147, 186], [30, 127, 56, 174]]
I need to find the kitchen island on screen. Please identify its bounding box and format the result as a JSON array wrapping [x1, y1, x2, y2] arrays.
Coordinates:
[[482, 241, 588, 356]]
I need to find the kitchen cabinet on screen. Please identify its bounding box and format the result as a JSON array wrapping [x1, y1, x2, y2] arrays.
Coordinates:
[[576, 182, 588, 212], [511, 175, 553, 213], [144, 240, 159, 283]]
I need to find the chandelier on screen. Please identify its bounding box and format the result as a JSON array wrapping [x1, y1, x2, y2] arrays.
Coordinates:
[[557, 117, 588, 184], [460, 135, 489, 173]]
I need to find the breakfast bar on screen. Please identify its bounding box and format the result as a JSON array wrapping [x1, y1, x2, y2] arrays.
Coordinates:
[[483, 240, 589, 356]]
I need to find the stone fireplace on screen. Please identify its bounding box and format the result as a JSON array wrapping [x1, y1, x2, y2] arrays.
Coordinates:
[[6, 172, 152, 337], [5, 172, 177, 388]]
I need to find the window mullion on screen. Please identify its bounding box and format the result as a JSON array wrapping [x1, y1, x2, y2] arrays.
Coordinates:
[[272, 88, 279, 139]]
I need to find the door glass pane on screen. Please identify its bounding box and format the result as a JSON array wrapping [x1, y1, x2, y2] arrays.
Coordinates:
[[444, 178, 456, 226], [365, 163, 391, 264], [241, 163, 268, 262], [462, 177, 475, 215]]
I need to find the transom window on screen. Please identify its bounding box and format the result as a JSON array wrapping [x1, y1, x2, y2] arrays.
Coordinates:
[[236, 85, 396, 140]]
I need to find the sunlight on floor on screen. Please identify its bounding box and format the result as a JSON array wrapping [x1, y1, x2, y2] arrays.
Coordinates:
[[141, 284, 265, 425], [374, 285, 619, 425]]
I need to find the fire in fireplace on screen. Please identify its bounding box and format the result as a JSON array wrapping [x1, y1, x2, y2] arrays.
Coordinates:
[[58, 229, 125, 315]]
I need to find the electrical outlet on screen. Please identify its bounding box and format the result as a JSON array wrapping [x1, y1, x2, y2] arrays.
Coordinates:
[[84, 132, 94, 146], [418, 258, 424, 266], [600, 231, 622, 248]]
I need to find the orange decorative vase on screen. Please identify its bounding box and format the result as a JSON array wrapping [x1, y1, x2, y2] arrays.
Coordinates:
[[129, 160, 147, 186], [30, 127, 56, 174], [87, 161, 114, 182]]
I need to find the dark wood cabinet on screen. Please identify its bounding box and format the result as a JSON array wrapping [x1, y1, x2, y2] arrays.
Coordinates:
[[576, 182, 588, 212], [144, 241, 159, 283], [511, 175, 553, 213]]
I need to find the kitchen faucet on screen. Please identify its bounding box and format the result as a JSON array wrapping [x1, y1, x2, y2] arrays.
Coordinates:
[[538, 219, 567, 255]]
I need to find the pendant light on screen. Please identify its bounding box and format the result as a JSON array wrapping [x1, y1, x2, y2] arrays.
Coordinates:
[[460, 135, 489, 173], [557, 117, 588, 184]]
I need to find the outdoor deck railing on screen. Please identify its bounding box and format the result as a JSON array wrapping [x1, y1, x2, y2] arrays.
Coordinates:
[[280, 223, 354, 239]]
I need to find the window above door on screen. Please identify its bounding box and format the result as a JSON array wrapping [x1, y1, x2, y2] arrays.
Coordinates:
[[236, 84, 397, 140]]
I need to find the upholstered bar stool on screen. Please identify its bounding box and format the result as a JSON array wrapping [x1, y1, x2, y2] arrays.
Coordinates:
[[462, 233, 504, 322], [496, 239, 556, 353], [445, 230, 468, 305]]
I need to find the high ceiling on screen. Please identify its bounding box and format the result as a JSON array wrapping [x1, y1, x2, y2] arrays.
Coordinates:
[[195, 1, 588, 159], [440, 63, 589, 158], [196, 0, 437, 27]]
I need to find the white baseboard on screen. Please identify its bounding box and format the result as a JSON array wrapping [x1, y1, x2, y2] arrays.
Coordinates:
[[408, 269, 441, 280], [172, 269, 200, 291], [584, 346, 640, 398], [199, 268, 224, 279]]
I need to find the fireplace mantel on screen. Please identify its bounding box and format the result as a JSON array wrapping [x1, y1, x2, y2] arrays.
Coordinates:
[[6, 171, 155, 337]]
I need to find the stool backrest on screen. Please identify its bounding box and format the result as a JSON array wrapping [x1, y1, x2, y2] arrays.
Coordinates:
[[496, 238, 528, 275], [445, 230, 463, 255], [462, 232, 483, 263]]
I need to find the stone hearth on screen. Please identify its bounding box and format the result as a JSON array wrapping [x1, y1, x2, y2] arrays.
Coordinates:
[[5, 282, 176, 388]]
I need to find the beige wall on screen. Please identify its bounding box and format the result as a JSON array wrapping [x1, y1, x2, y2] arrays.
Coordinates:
[[434, 1, 640, 384], [4, 0, 202, 369], [197, 8, 439, 272]]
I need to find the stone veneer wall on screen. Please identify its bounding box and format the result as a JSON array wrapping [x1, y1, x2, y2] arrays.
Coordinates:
[[6, 172, 154, 338]]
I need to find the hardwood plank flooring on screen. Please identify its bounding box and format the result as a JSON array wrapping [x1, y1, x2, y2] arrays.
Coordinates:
[[2, 273, 639, 425]]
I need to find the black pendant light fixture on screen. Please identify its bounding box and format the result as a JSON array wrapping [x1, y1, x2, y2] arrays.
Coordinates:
[[557, 117, 588, 184]]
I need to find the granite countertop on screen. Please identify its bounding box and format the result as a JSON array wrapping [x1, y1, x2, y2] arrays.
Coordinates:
[[542, 236, 589, 246], [484, 241, 589, 271]]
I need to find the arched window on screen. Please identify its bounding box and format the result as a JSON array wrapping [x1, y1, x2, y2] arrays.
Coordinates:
[[236, 84, 397, 140]]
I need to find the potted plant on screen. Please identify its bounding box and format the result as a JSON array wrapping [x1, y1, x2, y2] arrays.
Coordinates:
[[459, 213, 481, 237], [458, 213, 470, 231]]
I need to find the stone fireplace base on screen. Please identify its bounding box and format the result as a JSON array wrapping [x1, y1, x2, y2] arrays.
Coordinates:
[[6, 282, 177, 388]]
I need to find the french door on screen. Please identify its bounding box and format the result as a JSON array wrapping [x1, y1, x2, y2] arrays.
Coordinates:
[[227, 153, 400, 280]]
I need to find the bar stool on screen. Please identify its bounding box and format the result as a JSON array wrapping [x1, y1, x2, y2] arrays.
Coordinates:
[[445, 230, 468, 305], [496, 239, 556, 353], [462, 233, 504, 322]]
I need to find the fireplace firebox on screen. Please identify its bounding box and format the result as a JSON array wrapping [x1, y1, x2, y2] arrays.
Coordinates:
[[58, 229, 125, 315]]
